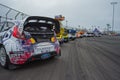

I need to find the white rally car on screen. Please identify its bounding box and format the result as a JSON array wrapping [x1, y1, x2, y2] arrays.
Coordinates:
[[0, 16, 61, 69]]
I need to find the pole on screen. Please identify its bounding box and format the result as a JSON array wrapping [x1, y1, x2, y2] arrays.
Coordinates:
[[112, 4, 114, 32], [6, 9, 11, 21], [92, 26, 93, 31], [15, 12, 20, 20], [78, 25, 80, 30], [111, 2, 117, 32]]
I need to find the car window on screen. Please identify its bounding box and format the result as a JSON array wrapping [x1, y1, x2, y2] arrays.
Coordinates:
[[1, 22, 14, 31], [0, 22, 4, 31]]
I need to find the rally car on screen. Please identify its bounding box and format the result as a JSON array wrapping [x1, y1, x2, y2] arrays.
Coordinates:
[[56, 33, 64, 44], [67, 29, 76, 40], [0, 16, 61, 69]]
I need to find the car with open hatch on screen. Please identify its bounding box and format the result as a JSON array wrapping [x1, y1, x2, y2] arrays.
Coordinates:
[[0, 16, 61, 69]]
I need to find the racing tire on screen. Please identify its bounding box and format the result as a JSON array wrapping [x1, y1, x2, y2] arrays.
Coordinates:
[[0, 46, 10, 69], [0, 46, 17, 70]]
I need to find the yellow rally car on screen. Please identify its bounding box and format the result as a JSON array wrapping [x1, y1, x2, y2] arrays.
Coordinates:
[[56, 27, 69, 43], [56, 33, 64, 44]]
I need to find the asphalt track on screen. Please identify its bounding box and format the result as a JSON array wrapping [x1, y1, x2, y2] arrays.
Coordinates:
[[0, 36, 120, 80]]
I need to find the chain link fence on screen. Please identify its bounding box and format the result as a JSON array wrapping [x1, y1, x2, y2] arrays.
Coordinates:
[[0, 3, 29, 23]]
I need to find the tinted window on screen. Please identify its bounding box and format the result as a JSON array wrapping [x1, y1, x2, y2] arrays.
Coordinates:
[[0, 22, 4, 31], [1, 22, 14, 31]]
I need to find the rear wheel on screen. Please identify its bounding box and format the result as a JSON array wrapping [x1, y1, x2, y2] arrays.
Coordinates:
[[0, 46, 9, 69], [0, 46, 17, 70]]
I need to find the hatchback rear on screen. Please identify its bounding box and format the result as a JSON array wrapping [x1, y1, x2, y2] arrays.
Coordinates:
[[0, 16, 61, 69]]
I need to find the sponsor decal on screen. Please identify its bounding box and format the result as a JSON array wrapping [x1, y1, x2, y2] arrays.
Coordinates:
[[10, 52, 32, 64]]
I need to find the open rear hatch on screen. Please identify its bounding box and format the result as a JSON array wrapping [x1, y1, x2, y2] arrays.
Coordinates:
[[23, 16, 60, 42]]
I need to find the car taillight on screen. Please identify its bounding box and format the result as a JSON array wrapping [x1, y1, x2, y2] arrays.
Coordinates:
[[29, 38, 36, 44], [12, 26, 25, 40], [51, 37, 57, 43]]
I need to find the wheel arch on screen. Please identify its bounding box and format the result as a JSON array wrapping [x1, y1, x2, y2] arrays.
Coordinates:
[[0, 43, 4, 48]]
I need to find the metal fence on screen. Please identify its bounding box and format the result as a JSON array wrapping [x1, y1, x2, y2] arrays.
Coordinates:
[[0, 3, 29, 23]]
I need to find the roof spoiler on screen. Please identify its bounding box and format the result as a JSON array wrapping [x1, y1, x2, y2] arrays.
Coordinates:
[[24, 16, 60, 33]]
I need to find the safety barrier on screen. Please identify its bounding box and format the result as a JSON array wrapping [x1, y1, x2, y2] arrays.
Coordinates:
[[0, 3, 29, 23]]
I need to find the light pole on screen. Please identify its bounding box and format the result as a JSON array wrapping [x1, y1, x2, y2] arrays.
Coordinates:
[[111, 2, 117, 32], [78, 25, 80, 30], [92, 26, 94, 31]]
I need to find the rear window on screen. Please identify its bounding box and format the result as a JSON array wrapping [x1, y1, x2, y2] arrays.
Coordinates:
[[24, 25, 53, 32]]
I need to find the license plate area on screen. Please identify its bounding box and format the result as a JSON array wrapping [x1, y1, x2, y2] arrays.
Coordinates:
[[41, 53, 51, 59]]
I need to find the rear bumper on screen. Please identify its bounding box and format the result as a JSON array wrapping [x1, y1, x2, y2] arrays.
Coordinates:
[[26, 51, 58, 62], [9, 51, 60, 65], [64, 38, 68, 42], [69, 37, 76, 40], [7, 41, 61, 65]]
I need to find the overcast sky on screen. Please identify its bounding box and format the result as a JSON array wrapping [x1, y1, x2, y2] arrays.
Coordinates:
[[0, 0, 120, 31]]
